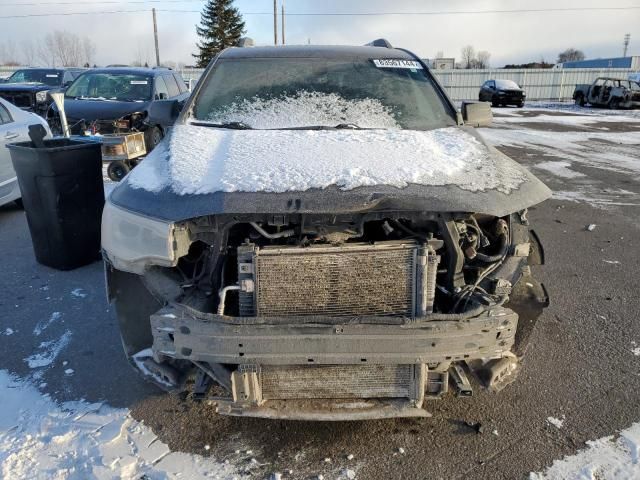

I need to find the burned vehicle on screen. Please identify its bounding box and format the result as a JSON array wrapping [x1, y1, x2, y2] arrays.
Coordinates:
[[102, 43, 551, 420], [573, 77, 640, 109], [50, 67, 190, 181], [0, 68, 84, 116]]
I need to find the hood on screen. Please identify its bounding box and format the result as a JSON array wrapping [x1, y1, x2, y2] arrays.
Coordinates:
[[60, 99, 152, 121], [111, 124, 551, 221], [0, 83, 51, 92]]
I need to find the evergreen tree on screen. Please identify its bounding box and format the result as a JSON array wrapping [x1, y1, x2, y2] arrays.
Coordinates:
[[194, 0, 245, 68]]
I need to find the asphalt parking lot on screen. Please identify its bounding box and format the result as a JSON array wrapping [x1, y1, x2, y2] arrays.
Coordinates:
[[1, 104, 639, 480]]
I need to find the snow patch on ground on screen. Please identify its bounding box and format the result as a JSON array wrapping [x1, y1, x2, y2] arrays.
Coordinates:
[[33, 311, 62, 336], [530, 422, 640, 480], [128, 124, 527, 195], [547, 416, 565, 429], [23, 330, 72, 370], [533, 161, 585, 179], [0, 370, 241, 480], [479, 127, 640, 176], [205, 91, 400, 130], [70, 288, 87, 298]]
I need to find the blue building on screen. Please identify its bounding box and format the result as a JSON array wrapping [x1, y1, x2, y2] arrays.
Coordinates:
[[559, 56, 639, 69]]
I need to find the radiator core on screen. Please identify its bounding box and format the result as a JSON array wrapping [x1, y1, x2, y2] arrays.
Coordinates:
[[237, 241, 439, 318]]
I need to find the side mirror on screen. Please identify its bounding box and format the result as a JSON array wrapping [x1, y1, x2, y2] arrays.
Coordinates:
[[461, 101, 493, 127], [171, 99, 185, 118]]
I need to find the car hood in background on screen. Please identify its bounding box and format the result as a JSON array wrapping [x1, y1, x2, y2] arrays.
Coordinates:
[[61, 99, 152, 121], [110, 125, 551, 221], [0, 83, 53, 93]]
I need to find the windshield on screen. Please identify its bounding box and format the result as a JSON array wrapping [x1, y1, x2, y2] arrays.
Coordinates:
[[8, 69, 61, 86], [495, 80, 520, 90], [65, 73, 152, 101], [192, 57, 456, 130]]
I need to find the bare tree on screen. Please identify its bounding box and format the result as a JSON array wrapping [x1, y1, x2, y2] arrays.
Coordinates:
[[557, 48, 585, 64], [21, 39, 36, 66], [82, 37, 96, 67], [460, 45, 475, 69], [476, 50, 491, 69], [0, 40, 21, 66]]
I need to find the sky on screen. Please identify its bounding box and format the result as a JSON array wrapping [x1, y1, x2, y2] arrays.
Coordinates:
[[0, 0, 638, 67]]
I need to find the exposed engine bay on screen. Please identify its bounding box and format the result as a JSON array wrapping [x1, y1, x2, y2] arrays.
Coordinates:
[[106, 210, 548, 420]]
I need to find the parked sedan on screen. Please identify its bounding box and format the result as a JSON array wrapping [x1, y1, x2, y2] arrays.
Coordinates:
[[479, 79, 526, 107], [0, 97, 51, 207]]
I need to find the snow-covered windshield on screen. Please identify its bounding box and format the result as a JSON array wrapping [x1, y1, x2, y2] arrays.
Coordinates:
[[65, 73, 152, 102], [192, 58, 456, 130], [495, 80, 520, 90], [7, 69, 61, 86]]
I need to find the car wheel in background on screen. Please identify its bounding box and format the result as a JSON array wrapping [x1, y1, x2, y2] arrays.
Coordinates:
[[107, 161, 131, 182], [144, 126, 163, 152], [575, 94, 585, 107], [491, 97, 499, 107], [517, 102, 524, 108], [609, 98, 621, 110]]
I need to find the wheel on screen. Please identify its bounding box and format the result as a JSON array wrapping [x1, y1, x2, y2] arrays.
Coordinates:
[[517, 102, 524, 108], [574, 94, 585, 107], [107, 161, 131, 182], [609, 98, 621, 110], [144, 126, 163, 152], [491, 97, 499, 107]]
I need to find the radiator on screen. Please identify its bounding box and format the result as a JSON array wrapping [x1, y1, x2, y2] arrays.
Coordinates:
[[260, 364, 421, 400], [237, 241, 439, 318]]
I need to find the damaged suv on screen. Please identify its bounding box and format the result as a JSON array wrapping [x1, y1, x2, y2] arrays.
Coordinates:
[[102, 44, 551, 420]]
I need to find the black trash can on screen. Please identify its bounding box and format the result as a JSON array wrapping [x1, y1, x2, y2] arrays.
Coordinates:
[[8, 138, 104, 270]]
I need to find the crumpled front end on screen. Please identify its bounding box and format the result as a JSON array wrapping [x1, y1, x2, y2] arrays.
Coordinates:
[[104, 202, 548, 420]]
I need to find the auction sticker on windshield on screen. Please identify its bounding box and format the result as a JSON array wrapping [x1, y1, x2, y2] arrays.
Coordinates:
[[372, 59, 423, 69], [131, 80, 149, 85]]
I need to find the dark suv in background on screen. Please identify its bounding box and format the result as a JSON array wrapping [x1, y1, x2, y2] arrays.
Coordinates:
[[0, 68, 84, 116], [479, 79, 526, 107], [51, 67, 190, 180]]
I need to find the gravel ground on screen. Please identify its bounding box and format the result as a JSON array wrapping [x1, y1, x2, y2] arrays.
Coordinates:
[[1, 105, 639, 479]]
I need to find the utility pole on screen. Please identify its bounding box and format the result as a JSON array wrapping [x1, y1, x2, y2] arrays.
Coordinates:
[[273, 0, 278, 45], [623, 33, 630, 57], [152, 8, 160, 66], [281, 0, 286, 45]]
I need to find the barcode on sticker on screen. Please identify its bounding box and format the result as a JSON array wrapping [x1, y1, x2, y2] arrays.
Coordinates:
[[373, 59, 423, 69]]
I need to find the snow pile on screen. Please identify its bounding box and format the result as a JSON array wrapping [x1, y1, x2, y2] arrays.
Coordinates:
[[24, 331, 72, 370], [205, 91, 400, 129], [529, 422, 640, 480], [0, 370, 240, 480], [129, 124, 526, 195]]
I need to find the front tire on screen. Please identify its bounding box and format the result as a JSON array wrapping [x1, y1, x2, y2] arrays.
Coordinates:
[[575, 94, 585, 107], [107, 161, 131, 182], [491, 97, 499, 107]]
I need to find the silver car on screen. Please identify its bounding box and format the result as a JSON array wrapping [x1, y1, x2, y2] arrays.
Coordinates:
[[0, 97, 51, 207]]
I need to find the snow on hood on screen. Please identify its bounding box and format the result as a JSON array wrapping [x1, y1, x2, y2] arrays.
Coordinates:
[[127, 124, 527, 195], [206, 91, 400, 129]]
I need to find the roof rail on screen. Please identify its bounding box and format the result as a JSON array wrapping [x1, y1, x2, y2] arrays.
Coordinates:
[[365, 38, 393, 48]]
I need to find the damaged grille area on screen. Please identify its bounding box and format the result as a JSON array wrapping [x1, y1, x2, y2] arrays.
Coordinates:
[[237, 241, 437, 318], [260, 364, 415, 400]]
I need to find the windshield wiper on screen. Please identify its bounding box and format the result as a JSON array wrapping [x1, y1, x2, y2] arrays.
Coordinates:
[[192, 121, 253, 130], [273, 123, 378, 131]]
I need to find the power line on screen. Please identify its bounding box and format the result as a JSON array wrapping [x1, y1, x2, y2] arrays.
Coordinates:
[[1, 5, 639, 19]]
